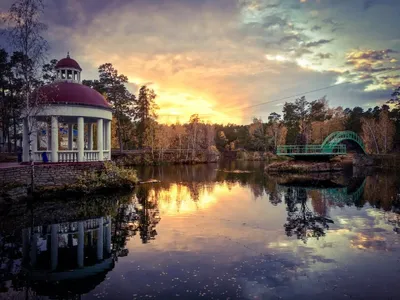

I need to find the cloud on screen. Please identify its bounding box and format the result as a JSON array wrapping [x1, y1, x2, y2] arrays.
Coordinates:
[[354, 65, 392, 73], [311, 25, 322, 31], [278, 34, 302, 45], [305, 39, 334, 48], [261, 15, 289, 30], [346, 49, 397, 64], [342, 49, 399, 90], [322, 17, 343, 32], [364, 0, 377, 10], [316, 53, 332, 59], [293, 48, 313, 58]]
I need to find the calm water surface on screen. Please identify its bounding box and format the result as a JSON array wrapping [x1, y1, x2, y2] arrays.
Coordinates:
[[1, 161, 400, 299]]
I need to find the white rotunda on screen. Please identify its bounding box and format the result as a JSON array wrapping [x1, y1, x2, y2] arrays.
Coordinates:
[[23, 53, 112, 163]]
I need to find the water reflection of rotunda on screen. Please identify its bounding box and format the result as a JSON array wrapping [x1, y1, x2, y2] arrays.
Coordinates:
[[22, 217, 112, 280]]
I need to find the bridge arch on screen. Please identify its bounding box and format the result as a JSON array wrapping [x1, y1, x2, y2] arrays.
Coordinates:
[[321, 131, 366, 154]]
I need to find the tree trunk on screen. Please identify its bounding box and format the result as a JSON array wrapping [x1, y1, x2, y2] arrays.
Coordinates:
[[7, 125, 11, 152], [366, 121, 380, 154], [179, 135, 181, 158], [13, 110, 17, 153], [117, 116, 123, 153], [384, 125, 387, 154]]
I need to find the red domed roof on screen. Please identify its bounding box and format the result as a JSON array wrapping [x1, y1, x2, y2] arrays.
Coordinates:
[[55, 56, 82, 71], [33, 82, 111, 109]]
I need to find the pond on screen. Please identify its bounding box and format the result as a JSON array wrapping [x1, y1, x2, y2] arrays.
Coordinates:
[[1, 161, 400, 299]]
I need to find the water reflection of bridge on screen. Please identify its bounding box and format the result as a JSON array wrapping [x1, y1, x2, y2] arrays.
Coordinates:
[[277, 178, 366, 206]]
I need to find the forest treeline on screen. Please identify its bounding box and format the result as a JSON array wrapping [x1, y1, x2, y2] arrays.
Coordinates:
[[216, 91, 400, 154], [1, 46, 400, 155]]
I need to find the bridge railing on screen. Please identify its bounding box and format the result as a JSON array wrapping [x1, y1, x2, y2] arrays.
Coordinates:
[[321, 131, 366, 153], [277, 144, 346, 155]]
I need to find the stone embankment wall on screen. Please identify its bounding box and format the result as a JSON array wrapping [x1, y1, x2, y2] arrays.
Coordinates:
[[0, 162, 104, 187], [0, 162, 105, 201]]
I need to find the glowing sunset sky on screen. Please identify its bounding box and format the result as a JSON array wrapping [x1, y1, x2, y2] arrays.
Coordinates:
[[1, 0, 399, 124]]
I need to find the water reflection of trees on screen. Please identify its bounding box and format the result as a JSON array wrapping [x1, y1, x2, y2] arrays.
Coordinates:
[[137, 162, 400, 240], [283, 187, 334, 243], [273, 172, 400, 242], [135, 187, 161, 243]]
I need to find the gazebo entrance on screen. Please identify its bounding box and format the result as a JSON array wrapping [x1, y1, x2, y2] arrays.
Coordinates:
[[24, 115, 112, 163]]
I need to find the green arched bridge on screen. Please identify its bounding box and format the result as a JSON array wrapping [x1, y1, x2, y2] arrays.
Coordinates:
[[277, 131, 366, 157]]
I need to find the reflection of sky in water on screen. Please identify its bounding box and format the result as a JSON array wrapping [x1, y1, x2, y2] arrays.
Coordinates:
[[95, 178, 400, 299], [1, 163, 400, 299]]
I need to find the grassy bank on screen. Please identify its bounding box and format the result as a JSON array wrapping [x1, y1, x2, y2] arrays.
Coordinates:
[[33, 162, 138, 199]]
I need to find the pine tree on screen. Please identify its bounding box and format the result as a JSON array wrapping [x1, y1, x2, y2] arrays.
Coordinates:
[[133, 86, 158, 149], [97, 63, 134, 152]]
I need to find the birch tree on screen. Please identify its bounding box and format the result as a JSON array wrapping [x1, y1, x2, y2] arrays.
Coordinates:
[[362, 109, 395, 154], [3, 0, 49, 190], [173, 123, 186, 157], [362, 117, 380, 154], [377, 109, 395, 154], [187, 114, 200, 159]]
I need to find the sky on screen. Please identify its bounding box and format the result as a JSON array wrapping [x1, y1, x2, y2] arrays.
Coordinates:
[[1, 0, 400, 124]]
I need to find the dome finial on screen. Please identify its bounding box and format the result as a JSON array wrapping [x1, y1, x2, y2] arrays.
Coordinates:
[[67, 51, 70, 58]]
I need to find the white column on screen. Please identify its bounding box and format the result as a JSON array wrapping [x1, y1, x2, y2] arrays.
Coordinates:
[[106, 120, 112, 153], [47, 122, 51, 151], [97, 119, 104, 161], [106, 216, 112, 254], [22, 118, 29, 162], [31, 120, 38, 153], [51, 224, 58, 271], [77, 221, 84, 268], [88, 123, 94, 150], [78, 117, 84, 162], [51, 116, 58, 162], [97, 217, 104, 260], [103, 123, 107, 151], [68, 124, 74, 150]]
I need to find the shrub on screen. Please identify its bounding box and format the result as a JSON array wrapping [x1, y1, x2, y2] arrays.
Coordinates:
[[78, 161, 138, 190]]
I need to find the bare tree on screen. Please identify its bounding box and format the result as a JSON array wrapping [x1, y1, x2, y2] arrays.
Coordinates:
[[187, 114, 200, 160], [362, 109, 395, 155], [378, 109, 395, 154], [361, 117, 380, 154], [173, 123, 186, 158]]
